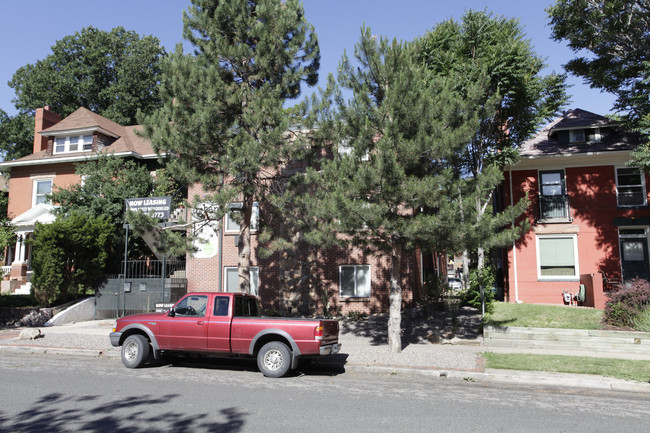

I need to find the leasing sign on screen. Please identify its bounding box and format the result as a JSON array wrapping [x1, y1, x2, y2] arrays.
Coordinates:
[[125, 196, 172, 220]]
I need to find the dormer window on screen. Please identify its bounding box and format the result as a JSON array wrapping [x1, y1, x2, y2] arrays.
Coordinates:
[[53, 135, 93, 154], [569, 129, 586, 143]]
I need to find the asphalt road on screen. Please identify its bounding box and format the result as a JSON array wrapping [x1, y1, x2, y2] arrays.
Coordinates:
[[1, 353, 648, 433]]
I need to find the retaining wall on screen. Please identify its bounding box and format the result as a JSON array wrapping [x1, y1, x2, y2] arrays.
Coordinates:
[[484, 325, 650, 355]]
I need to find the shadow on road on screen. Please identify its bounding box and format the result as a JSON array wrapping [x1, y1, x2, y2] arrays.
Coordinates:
[[0, 392, 247, 433]]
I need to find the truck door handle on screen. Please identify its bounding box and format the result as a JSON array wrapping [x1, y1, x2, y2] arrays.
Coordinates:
[[197, 321, 204, 325]]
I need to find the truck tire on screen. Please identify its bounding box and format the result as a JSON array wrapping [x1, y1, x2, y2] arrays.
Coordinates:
[[121, 334, 150, 368], [257, 341, 291, 378]]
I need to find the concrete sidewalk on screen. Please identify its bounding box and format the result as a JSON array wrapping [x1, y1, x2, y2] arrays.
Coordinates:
[[0, 320, 648, 394]]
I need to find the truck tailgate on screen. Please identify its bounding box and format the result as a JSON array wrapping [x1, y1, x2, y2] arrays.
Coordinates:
[[321, 319, 339, 345]]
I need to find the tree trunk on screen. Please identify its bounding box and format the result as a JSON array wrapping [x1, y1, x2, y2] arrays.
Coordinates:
[[477, 246, 484, 270], [238, 195, 253, 294], [388, 244, 402, 353]]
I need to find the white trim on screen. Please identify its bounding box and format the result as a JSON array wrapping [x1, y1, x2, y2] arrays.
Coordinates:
[[0, 151, 163, 168], [43, 126, 118, 139], [535, 234, 580, 281]]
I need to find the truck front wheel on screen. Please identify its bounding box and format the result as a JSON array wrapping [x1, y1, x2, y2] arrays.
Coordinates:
[[257, 341, 291, 378], [121, 334, 150, 368]]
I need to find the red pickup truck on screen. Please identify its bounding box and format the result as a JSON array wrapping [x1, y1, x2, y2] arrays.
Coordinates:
[[110, 292, 341, 377]]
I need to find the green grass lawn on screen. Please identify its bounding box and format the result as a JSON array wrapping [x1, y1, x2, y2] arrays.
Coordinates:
[[484, 352, 650, 383], [484, 302, 604, 329]]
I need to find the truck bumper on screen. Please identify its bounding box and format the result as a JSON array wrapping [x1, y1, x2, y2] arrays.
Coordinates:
[[320, 343, 341, 356], [109, 331, 122, 347]]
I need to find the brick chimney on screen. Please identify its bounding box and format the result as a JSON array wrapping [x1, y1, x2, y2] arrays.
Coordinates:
[[33, 106, 61, 154]]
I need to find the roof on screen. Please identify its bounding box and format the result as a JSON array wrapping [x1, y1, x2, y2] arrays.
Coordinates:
[[519, 108, 640, 158], [0, 108, 160, 168], [40, 107, 125, 137]]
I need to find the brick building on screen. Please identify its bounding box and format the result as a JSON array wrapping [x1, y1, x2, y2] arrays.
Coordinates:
[[501, 108, 649, 309]]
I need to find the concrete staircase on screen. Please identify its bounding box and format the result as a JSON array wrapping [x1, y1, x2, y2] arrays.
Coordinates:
[[484, 326, 650, 356]]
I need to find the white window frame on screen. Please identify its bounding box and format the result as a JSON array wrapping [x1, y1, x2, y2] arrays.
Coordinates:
[[225, 202, 259, 233], [339, 265, 371, 298], [32, 178, 53, 207], [224, 266, 259, 296], [616, 167, 647, 207], [535, 234, 580, 281], [52, 134, 93, 154]]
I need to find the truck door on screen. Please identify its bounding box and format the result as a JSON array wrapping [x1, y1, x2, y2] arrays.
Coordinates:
[[158, 294, 209, 350], [207, 295, 232, 352]]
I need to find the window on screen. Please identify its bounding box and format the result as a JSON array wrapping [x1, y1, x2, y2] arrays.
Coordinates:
[[539, 171, 569, 220], [536, 235, 579, 280], [174, 295, 208, 317], [225, 202, 259, 232], [340, 265, 371, 297], [33, 179, 52, 206], [214, 296, 230, 316], [52, 135, 93, 154], [233, 296, 259, 317], [569, 129, 585, 143], [616, 167, 646, 207], [225, 266, 259, 296]]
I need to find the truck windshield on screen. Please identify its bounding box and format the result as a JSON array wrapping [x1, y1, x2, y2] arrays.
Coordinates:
[[234, 296, 258, 317]]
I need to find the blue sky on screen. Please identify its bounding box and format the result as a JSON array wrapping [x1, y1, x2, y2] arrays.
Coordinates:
[[0, 0, 616, 119]]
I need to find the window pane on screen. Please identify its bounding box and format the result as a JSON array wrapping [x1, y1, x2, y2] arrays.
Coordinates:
[[356, 266, 370, 297], [617, 168, 641, 186], [55, 138, 65, 153], [250, 267, 259, 296], [539, 237, 576, 276], [622, 241, 645, 261], [69, 136, 79, 151], [618, 186, 644, 206], [83, 135, 93, 150], [340, 267, 355, 297], [36, 180, 51, 195], [214, 296, 229, 316], [541, 172, 562, 185], [226, 213, 240, 232], [542, 185, 562, 196], [225, 268, 239, 292]]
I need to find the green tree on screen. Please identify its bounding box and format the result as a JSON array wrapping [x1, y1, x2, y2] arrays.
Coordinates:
[[30, 212, 113, 307], [0, 26, 165, 160], [0, 110, 33, 160], [547, 0, 650, 167], [140, 0, 319, 293], [417, 10, 567, 277], [49, 154, 158, 272], [307, 27, 486, 352]]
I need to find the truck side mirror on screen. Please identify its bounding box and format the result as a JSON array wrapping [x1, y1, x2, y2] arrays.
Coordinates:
[[168, 308, 175, 317]]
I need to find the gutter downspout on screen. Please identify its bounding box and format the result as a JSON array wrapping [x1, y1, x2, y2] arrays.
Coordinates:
[[509, 166, 521, 303]]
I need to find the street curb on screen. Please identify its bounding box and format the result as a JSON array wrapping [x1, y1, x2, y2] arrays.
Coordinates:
[[321, 362, 650, 394], [2, 344, 649, 394]]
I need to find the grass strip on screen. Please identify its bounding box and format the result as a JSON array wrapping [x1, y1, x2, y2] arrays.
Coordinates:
[[484, 352, 650, 383], [484, 302, 604, 330]]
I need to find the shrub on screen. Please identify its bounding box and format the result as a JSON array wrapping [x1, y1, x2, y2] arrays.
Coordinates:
[[462, 266, 496, 314], [633, 307, 650, 332], [603, 278, 650, 328]]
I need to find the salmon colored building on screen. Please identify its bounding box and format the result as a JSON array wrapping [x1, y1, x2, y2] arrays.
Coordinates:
[[502, 109, 649, 310]]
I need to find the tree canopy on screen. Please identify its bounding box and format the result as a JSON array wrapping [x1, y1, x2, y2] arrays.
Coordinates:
[[0, 26, 165, 160], [140, 0, 320, 293], [548, 0, 650, 126], [417, 10, 567, 272], [304, 27, 487, 351], [547, 0, 650, 167]]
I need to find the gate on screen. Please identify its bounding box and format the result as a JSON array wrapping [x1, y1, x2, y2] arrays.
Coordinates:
[[95, 260, 186, 319]]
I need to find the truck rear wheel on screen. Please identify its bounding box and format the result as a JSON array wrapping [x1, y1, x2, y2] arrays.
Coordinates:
[[121, 334, 150, 368], [257, 341, 291, 378]]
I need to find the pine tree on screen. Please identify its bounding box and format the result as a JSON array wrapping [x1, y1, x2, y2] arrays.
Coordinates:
[[140, 0, 319, 293], [307, 28, 486, 352]]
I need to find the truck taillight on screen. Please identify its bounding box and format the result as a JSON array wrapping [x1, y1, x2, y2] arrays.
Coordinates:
[[315, 325, 324, 340]]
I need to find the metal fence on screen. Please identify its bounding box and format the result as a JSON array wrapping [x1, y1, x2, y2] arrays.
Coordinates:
[[95, 260, 186, 319]]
